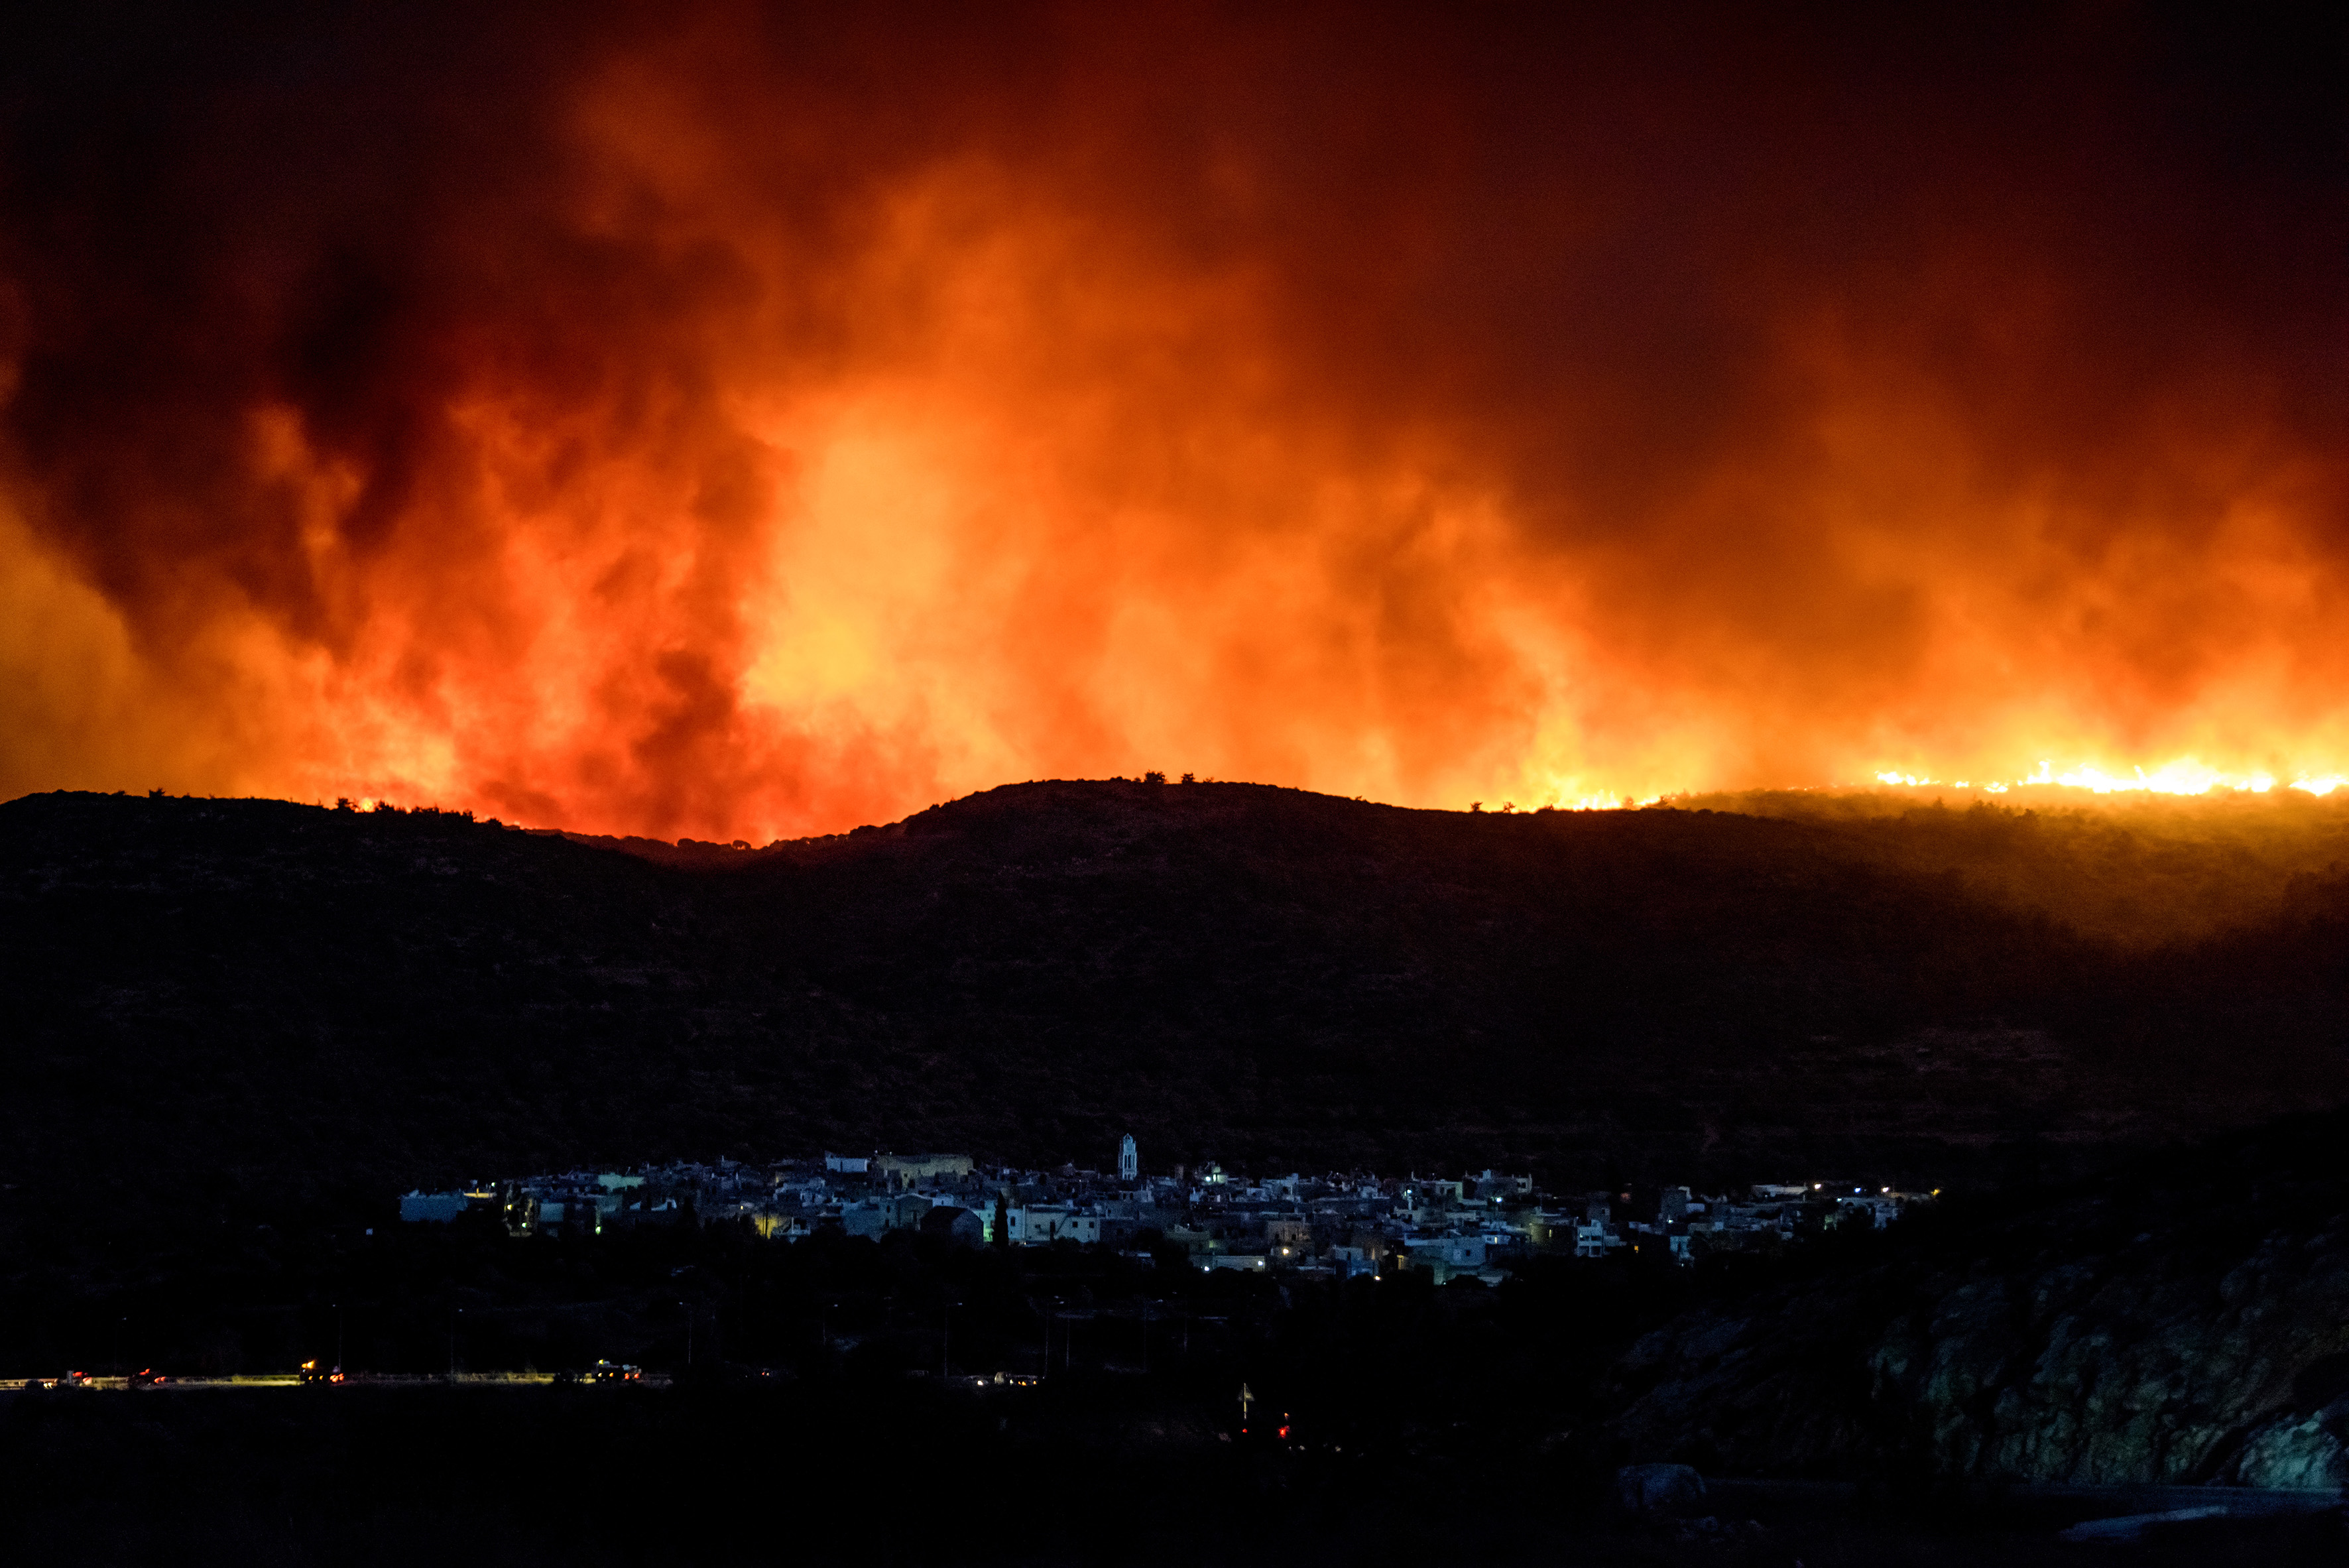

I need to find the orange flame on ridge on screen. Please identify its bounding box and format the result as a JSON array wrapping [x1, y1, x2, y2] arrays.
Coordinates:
[[0, 7, 2340, 838]]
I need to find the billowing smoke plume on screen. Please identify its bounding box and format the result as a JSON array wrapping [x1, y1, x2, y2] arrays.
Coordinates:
[[1, 4, 2340, 837]]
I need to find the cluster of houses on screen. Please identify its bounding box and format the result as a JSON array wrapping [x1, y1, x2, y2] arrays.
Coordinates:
[[398, 1138, 1931, 1282]]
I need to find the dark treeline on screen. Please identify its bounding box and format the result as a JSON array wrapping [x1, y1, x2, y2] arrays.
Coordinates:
[[0, 1211, 1704, 1565], [5, 1213, 1693, 1415]]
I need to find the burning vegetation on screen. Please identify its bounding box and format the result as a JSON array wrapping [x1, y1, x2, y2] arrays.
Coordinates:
[[0, 5, 2341, 837]]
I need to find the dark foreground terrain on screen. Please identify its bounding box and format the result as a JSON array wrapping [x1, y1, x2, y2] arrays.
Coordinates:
[[7, 780, 2349, 1233], [3, 1381, 2341, 1567], [2, 1108, 2347, 1564]]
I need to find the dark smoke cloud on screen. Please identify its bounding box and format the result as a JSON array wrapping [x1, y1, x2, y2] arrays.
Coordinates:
[[1, 3, 2342, 834]]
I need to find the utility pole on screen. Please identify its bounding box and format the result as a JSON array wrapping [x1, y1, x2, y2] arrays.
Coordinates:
[[334, 1303, 344, 1373]]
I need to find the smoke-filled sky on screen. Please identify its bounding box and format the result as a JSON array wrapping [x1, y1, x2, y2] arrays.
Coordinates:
[[1, 3, 2341, 839]]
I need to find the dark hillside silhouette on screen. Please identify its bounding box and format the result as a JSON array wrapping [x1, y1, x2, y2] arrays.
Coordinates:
[[4, 782, 2346, 1236]]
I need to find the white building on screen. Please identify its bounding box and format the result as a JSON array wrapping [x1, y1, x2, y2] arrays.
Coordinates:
[[1414, 1234, 1487, 1272], [1838, 1195, 1901, 1229], [398, 1191, 467, 1223], [1118, 1135, 1138, 1182], [1574, 1221, 1622, 1258], [1008, 1207, 1102, 1245]]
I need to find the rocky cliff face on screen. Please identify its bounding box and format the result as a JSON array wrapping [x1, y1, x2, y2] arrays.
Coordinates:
[[1872, 1223, 2349, 1486], [1604, 1121, 2349, 1488]]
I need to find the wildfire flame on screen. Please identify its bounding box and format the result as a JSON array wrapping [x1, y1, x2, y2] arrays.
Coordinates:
[[1872, 764, 2345, 800], [0, 9, 2340, 838]]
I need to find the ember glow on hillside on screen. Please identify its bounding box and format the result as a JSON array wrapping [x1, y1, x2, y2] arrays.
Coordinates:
[[0, 6, 2340, 840]]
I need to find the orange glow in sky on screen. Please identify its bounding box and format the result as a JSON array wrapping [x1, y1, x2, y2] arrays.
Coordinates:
[[1, 7, 2340, 839]]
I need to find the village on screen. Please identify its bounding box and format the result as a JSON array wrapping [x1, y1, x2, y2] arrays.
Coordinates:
[[400, 1138, 1932, 1282]]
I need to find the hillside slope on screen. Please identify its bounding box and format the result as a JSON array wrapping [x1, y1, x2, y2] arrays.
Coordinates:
[[4, 782, 2346, 1227]]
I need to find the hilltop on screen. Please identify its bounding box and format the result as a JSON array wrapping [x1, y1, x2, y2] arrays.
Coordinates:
[[4, 780, 2347, 1233]]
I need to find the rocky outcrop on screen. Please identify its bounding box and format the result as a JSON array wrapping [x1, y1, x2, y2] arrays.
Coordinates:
[[1869, 1223, 2349, 1484], [1603, 1154, 2349, 1486], [1614, 1463, 1708, 1517]]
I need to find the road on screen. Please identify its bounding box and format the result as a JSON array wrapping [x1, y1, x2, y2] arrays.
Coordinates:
[[4, 1372, 672, 1391]]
